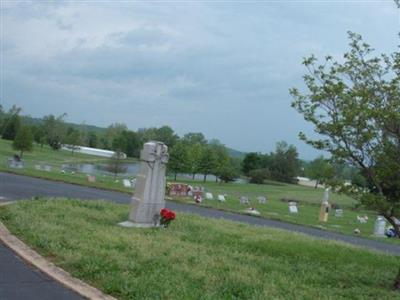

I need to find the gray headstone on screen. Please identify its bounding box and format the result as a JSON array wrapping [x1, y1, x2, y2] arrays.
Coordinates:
[[257, 196, 267, 204], [120, 141, 169, 228], [239, 196, 249, 204]]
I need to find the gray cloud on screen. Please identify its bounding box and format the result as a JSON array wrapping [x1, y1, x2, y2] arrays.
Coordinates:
[[1, 1, 398, 159]]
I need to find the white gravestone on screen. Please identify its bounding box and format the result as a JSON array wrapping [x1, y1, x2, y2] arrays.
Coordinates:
[[244, 207, 261, 216], [86, 175, 96, 183], [374, 216, 386, 237], [120, 142, 169, 228], [123, 179, 132, 188], [206, 193, 214, 200], [335, 209, 343, 217], [257, 196, 267, 204], [288, 202, 298, 214], [218, 195, 225, 202], [131, 178, 137, 188], [240, 196, 249, 204]]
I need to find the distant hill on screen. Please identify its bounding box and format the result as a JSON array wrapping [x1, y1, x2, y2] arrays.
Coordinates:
[[227, 147, 246, 159], [22, 115, 107, 134]]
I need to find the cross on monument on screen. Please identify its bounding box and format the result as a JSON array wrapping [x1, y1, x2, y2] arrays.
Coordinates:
[[119, 141, 169, 228]]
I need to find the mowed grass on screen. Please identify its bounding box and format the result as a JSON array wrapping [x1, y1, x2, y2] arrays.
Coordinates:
[[0, 139, 136, 192], [0, 199, 399, 299], [1, 138, 398, 243], [168, 179, 400, 242]]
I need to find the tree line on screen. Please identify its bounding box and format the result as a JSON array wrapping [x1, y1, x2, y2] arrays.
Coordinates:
[[0, 106, 242, 182]]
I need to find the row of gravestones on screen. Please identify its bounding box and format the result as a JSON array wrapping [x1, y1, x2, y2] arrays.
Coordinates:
[[86, 175, 137, 188]]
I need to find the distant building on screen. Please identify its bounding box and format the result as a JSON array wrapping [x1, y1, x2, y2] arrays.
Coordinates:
[[62, 145, 127, 159]]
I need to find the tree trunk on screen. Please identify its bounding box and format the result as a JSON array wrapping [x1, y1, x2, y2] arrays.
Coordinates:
[[314, 179, 319, 189], [203, 174, 207, 182], [215, 176, 218, 183], [174, 173, 177, 181], [394, 267, 400, 290], [192, 173, 195, 180]]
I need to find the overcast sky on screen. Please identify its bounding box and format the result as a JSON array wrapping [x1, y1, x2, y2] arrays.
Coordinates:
[[1, 1, 399, 159]]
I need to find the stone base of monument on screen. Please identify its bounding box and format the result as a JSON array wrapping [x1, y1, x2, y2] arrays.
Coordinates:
[[118, 221, 159, 228]]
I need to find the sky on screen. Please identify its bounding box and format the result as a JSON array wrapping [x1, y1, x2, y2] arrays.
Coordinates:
[[1, 0, 399, 159]]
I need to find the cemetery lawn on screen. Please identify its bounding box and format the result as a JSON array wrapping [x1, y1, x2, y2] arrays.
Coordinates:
[[0, 139, 398, 243], [0, 139, 136, 192], [0, 199, 399, 300], [169, 179, 400, 244]]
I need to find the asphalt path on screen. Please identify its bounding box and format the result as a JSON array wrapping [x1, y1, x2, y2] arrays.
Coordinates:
[[0, 242, 84, 300]]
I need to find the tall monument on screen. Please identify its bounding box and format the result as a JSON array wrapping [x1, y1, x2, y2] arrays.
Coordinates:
[[119, 141, 169, 228], [319, 188, 330, 222]]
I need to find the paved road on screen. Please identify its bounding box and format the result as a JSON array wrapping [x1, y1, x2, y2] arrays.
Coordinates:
[[0, 242, 84, 300], [1, 172, 399, 256]]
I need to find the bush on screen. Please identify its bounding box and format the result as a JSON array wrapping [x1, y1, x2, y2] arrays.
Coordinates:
[[248, 168, 270, 184]]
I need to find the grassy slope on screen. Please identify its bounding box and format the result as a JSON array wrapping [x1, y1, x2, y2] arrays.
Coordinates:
[[169, 179, 400, 242], [0, 139, 136, 192], [0, 199, 398, 300], [0, 138, 398, 242]]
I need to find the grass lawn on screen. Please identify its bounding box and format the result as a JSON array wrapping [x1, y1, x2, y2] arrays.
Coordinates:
[[0, 199, 399, 299], [0, 138, 398, 243], [168, 179, 400, 243], [0, 139, 136, 192]]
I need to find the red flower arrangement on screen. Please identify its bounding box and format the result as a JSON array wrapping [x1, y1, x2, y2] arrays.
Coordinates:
[[159, 208, 176, 227]]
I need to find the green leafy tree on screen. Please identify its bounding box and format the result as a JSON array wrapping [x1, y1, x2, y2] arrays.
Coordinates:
[[87, 132, 98, 148], [105, 123, 128, 149], [12, 126, 33, 158], [2, 106, 21, 140], [269, 141, 300, 183], [209, 140, 231, 182], [138, 126, 179, 148], [42, 114, 67, 150], [187, 143, 205, 179], [241, 152, 263, 176], [182, 132, 207, 145], [122, 130, 140, 158], [248, 168, 270, 184], [291, 31, 400, 288], [218, 158, 240, 183], [65, 128, 82, 155], [198, 145, 218, 182], [305, 156, 335, 188], [0, 105, 5, 132], [168, 141, 189, 180]]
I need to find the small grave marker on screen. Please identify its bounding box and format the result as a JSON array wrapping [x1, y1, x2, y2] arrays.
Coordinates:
[[335, 209, 343, 217], [217, 195, 225, 202], [257, 196, 267, 204], [7, 157, 24, 169], [239, 196, 249, 204], [131, 178, 137, 188], [205, 192, 214, 200], [123, 179, 132, 188], [86, 174, 96, 183], [288, 201, 298, 214], [244, 207, 261, 216], [43, 165, 52, 172], [374, 216, 386, 237]]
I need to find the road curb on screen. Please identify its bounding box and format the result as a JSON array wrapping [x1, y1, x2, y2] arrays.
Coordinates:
[[0, 202, 117, 300]]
